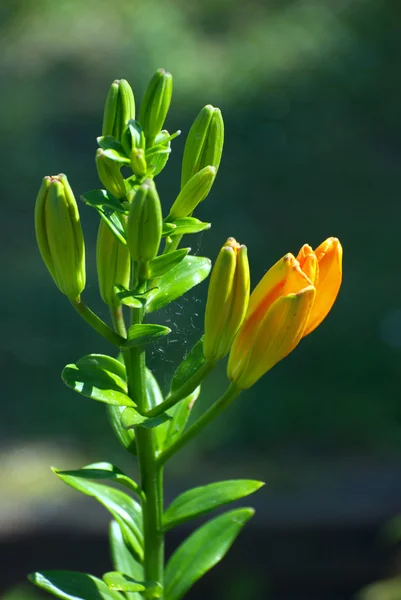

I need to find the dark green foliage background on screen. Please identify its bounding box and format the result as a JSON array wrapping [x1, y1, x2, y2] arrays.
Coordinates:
[[1, 0, 400, 461]]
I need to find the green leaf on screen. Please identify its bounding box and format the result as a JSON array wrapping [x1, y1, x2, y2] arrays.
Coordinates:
[[165, 508, 254, 600], [77, 354, 127, 381], [163, 480, 264, 531], [358, 577, 401, 600], [148, 249, 190, 278], [145, 369, 166, 452], [115, 286, 158, 309], [165, 217, 211, 236], [99, 211, 128, 245], [81, 189, 126, 213], [97, 136, 130, 164], [107, 405, 137, 455], [53, 471, 143, 561], [146, 256, 211, 313], [121, 407, 171, 430], [109, 521, 143, 600], [62, 358, 134, 407], [158, 386, 200, 451], [54, 462, 142, 498], [170, 338, 205, 393], [121, 324, 171, 348], [162, 222, 177, 236], [103, 573, 145, 593], [29, 571, 122, 600]]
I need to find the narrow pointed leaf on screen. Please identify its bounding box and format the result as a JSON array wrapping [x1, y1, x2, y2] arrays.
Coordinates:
[[107, 404, 137, 455], [148, 249, 190, 278], [109, 521, 143, 600], [146, 256, 211, 313], [121, 324, 171, 348], [81, 189, 127, 213], [55, 462, 142, 497], [165, 217, 211, 236], [170, 337, 205, 393], [99, 211, 127, 245], [97, 136, 130, 164], [159, 386, 200, 451], [165, 508, 254, 600], [164, 480, 264, 530], [162, 222, 177, 236], [28, 571, 122, 600], [103, 573, 145, 593], [358, 577, 401, 600], [62, 360, 134, 407], [121, 407, 171, 430], [77, 354, 127, 382], [53, 471, 143, 561], [145, 369, 166, 452]]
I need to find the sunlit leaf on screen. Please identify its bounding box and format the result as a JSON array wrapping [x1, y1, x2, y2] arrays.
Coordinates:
[[109, 521, 143, 600], [170, 338, 205, 393], [29, 571, 122, 600]]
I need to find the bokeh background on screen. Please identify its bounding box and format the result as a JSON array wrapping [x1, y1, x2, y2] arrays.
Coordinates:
[[1, 0, 401, 598]]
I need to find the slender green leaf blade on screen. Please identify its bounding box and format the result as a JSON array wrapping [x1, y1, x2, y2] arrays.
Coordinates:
[[159, 386, 200, 451], [107, 404, 137, 455], [53, 471, 143, 561], [109, 521, 144, 587], [148, 249, 190, 278], [145, 369, 166, 452], [103, 573, 145, 593], [81, 189, 126, 213], [146, 256, 211, 313], [165, 508, 254, 600], [166, 217, 211, 236], [28, 571, 122, 600], [97, 136, 130, 164], [122, 324, 171, 348], [62, 363, 134, 407], [55, 463, 142, 497], [164, 480, 264, 530], [121, 408, 171, 430], [77, 354, 127, 382], [170, 338, 205, 393]]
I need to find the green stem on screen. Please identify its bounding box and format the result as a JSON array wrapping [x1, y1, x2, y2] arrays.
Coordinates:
[[110, 305, 127, 338], [123, 306, 164, 592], [145, 360, 215, 418], [159, 383, 241, 465], [70, 297, 123, 346]]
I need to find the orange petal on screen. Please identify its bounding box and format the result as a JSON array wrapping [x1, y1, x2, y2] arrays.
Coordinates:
[[247, 253, 296, 320], [296, 243, 318, 285], [228, 285, 315, 388], [303, 237, 342, 336]]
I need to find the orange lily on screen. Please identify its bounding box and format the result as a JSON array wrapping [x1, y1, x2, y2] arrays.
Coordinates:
[[227, 237, 342, 389]]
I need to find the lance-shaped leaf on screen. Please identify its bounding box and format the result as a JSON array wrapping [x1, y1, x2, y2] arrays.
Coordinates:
[[163, 480, 264, 530], [109, 521, 143, 600], [121, 407, 171, 430], [158, 386, 200, 451], [97, 136, 130, 165], [29, 571, 123, 600], [107, 404, 137, 455], [145, 369, 167, 452], [148, 248, 190, 278], [146, 256, 211, 313], [53, 471, 143, 561], [62, 355, 134, 407], [170, 338, 205, 393], [165, 508, 254, 600], [55, 462, 142, 498], [121, 324, 171, 349], [103, 573, 145, 593], [358, 577, 401, 600], [165, 217, 211, 237], [81, 189, 127, 214]]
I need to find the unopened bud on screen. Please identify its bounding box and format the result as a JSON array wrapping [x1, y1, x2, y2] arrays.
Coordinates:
[[96, 149, 126, 199], [102, 79, 135, 142], [168, 166, 216, 220], [181, 105, 224, 188], [130, 148, 147, 178], [97, 219, 131, 306], [35, 174, 86, 299], [139, 69, 173, 144], [127, 180, 162, 263], [204, 238, 250, 361]]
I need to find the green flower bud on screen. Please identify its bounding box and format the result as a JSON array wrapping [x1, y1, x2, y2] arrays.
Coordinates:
[[168, 166, 216, 220], [181, 105, 224, 188], [130, 148, 147, 178], [96, 149, 126, 199], [97, 219, 131, 306], [139, 69, 173, 144], [204, 238, 250, 362], [127, 180, 162, 263], [35, 174, 86, 299], [102, 79, 135, 142]]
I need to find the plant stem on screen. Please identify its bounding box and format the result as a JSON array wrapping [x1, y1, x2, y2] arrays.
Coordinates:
[[123, 306, 164, 592], [110, 305, 127, 338], [159, 383, 241, 465], [145, 360, 215, 418], [70, 297, 123, 346]]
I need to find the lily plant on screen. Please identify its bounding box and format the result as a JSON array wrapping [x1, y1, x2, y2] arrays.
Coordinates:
[[30, 69, 343, 600]]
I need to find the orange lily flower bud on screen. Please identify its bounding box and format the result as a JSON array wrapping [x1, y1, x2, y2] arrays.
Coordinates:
[[204, 238, 250, 362], [228, 254, 315, 389], [297, 237, 342, 336]]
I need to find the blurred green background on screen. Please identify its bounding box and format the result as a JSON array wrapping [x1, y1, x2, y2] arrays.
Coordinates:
[[1, 0, 401, 598]]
